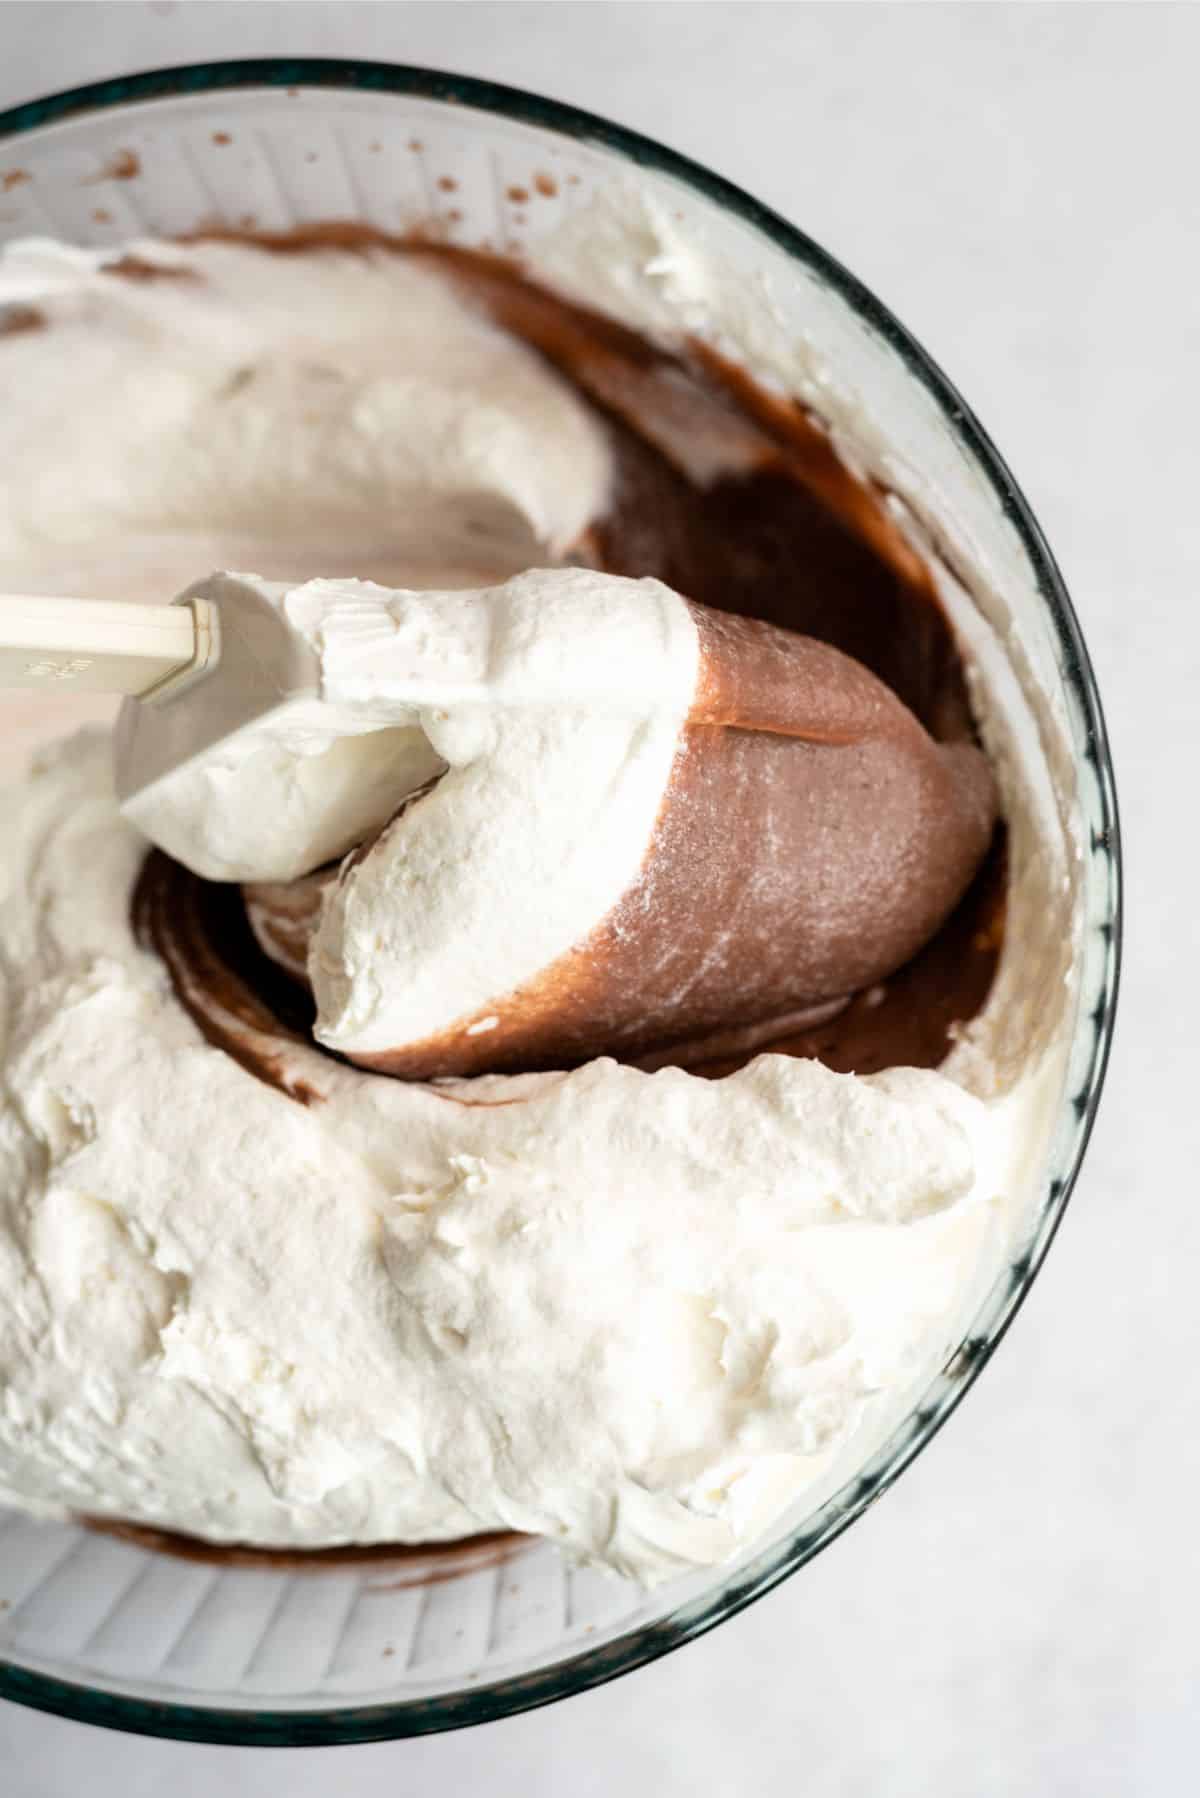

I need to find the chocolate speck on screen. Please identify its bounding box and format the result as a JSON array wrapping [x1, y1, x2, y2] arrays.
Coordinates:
[[368, 140, 382, 153], [447, 208, 464, 225], [1, 169, 30, 192], [92, 208, 112, 224], [437, 175, 457, 193], [507, 184, 530, 205], [212, 131, 232, 147], [102, 256, 198, 284], [305, 151, 318, 164], [0, 305, 43, 338], [86, 148, 140, 183], [408, 138, 424, 152], [238, 212, 257, 230], [0, 305, 46, 337], [534, 172, 558, 197]]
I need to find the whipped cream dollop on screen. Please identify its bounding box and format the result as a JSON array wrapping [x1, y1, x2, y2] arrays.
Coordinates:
[[0, 236, 610, 597], [0, 224, 1077, 1582]]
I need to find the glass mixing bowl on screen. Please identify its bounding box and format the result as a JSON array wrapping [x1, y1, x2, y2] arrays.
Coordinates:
[[0, 59, 1120, 1745]]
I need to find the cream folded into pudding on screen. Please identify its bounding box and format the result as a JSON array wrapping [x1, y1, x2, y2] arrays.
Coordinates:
[[122, 568, 994, 1077], [0, 221, 1077, 1584]]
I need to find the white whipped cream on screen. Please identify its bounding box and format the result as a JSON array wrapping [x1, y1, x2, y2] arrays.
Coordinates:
[[0, 236, 610, 597], [0, 224, 1078, 1582], [0, 731, 1019, 1580]]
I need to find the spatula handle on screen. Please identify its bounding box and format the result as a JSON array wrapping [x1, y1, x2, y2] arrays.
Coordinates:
[[0, 596, 215, 699]]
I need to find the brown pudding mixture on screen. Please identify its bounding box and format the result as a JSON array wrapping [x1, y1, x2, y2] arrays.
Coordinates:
[[119, 229, 1004, 1574]]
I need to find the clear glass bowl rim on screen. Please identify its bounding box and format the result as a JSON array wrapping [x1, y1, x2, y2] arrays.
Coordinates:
[[0, 56, 1122, 1747]]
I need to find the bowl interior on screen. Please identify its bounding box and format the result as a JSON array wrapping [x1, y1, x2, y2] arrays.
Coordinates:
[[0, 63, 1119, 1744]]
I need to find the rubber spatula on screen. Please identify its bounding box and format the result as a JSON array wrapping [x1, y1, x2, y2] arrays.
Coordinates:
[[0, 576, 451, 881], [0, 580, 333, 838]]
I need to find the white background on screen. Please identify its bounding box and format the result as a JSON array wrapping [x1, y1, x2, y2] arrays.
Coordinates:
[[0, 4, 1195, 1793]]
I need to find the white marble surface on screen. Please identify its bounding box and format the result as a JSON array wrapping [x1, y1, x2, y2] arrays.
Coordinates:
[[0, 3, 1194, 1793]]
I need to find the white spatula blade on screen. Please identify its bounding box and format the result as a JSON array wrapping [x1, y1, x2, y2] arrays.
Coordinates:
[[0, 595, 203, 696]]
